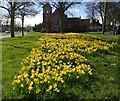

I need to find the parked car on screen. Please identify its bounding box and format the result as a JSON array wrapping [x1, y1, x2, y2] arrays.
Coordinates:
[[5, 30, 10, 34]]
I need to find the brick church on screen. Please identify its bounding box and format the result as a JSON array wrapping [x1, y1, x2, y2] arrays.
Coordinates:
[[41, 3, 102, 33]]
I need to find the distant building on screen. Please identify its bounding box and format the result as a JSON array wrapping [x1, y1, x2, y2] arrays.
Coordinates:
[[41, 3, 102, 32], [90, 19, 102, 32]]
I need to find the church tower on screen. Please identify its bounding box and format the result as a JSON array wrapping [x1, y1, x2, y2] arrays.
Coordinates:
[[43, 3, 52, 32]]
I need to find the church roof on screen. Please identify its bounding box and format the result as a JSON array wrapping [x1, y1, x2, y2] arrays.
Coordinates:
[[67, 18, 80, 23], [52, 8, 65, 15], [52, 8, 67, 19], [68, 18, 80, 20]]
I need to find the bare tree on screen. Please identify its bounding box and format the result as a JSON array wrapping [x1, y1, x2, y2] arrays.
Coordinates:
[[0, 1, 29, 37], [85, 2, 97, 19], [97, 2, 120, 34], [85, 2, 98, 32], [16, 2, 39, 36], [102, 1, 107, 35], [85, 1, 120, 34]]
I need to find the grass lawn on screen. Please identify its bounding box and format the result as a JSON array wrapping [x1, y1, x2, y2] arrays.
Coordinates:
[[1, 32, 43, 99], [1, 32, 119, 100]]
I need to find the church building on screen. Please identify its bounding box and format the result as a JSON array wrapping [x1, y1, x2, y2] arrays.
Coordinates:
[[41, 3, 102, 33]]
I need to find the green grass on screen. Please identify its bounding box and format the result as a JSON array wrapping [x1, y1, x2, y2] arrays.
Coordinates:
[[55, 33, 119, 100], [1, 32, 43, 99], [81, 32, 119, 45], [1, 32, 119, 100]]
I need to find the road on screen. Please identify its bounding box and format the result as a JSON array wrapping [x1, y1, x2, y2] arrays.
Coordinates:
[[0, 32, 28, 38]]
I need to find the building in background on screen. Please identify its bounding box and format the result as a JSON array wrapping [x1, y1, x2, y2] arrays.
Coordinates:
[[41, 3, 102, 32]]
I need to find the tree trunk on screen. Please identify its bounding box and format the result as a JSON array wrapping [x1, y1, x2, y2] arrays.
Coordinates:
[[59, 9, 64, 33], [92, 18, 94, 32], [21, 16, 24, 36], [102, 2, 107, 35], [59, 14, 63, 33], [60, 18, 63, 33], [10, 2, 16, 37]]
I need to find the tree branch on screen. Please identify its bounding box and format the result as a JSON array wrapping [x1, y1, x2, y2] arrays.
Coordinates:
[[0, 5, 11, 12]]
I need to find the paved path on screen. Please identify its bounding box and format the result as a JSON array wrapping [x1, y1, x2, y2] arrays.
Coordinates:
[[0, 32, 28, 38]]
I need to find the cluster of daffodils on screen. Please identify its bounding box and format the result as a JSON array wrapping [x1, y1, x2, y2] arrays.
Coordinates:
[[13, 33, 116, 98]]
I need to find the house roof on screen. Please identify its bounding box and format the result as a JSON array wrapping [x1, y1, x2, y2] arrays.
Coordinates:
[[52, 8, 60, 15], [90, 20, 102, 27], [81, 19, 90, 22], [68, 18, 80, 20], [52, 8, 67, 20], [52, 8, 66, 16], [67, 18, 81, 23]]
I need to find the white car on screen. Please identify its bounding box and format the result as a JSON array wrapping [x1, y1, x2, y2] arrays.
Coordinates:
[[5, 31, 10, 33]]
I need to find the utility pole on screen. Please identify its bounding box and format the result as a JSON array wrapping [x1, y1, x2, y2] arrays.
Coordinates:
[[102, 1, 107, 35]]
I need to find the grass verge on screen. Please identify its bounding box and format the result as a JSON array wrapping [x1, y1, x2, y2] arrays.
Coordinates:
[[1, 32, 119, 100], [2, 32, 42, 99]]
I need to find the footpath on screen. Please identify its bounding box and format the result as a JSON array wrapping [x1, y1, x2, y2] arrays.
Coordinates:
[[0, 32, 28, 38]]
